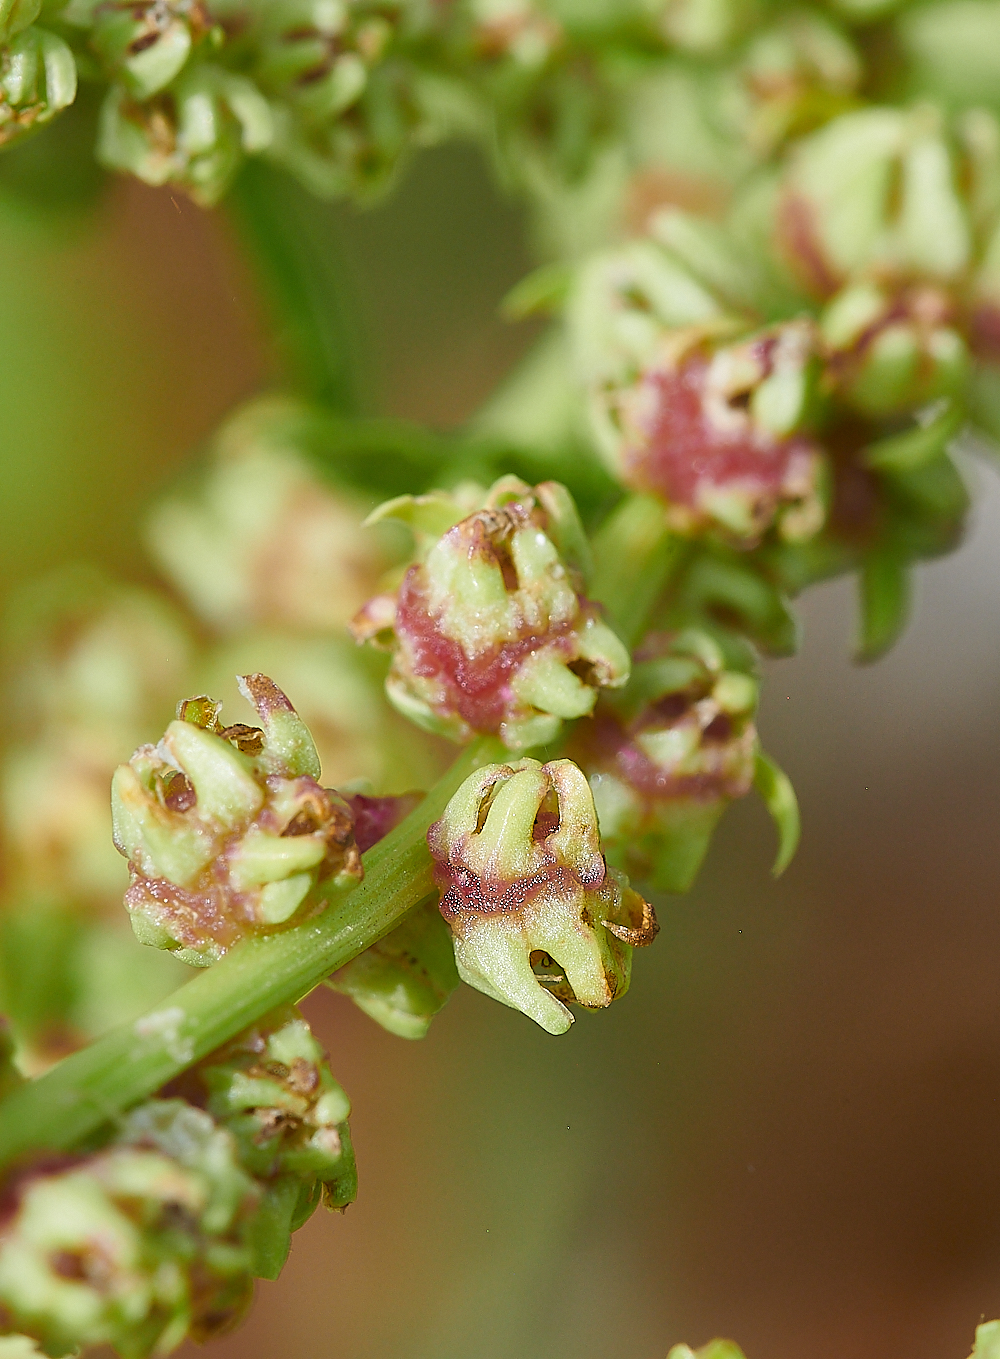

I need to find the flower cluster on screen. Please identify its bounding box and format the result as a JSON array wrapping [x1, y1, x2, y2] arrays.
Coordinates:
[[352, 476, 630, 749], [112, 674, 361, 964], [0, 1007, 357, 1355]]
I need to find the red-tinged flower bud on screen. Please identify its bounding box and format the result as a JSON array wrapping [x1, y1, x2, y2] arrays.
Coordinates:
[[351, 477, 630, 749], [111, 674, 361, 965], [571, 630, 759, 892], [428, 756, 657, 1035], [604, 322, 825, 545]]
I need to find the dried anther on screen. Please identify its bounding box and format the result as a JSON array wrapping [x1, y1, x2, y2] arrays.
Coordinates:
[[427, 756, 655, 1035], [351, 477, 629, 749], [112, 674, 361, 965]]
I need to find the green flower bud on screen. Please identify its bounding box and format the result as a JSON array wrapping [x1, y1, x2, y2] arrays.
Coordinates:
[[654, 0, 758, 55], [571, 629, 759, 892], [971, 1321, 1000, 1359], [734, 11, 860, 155], [427, 756, 657, 1035], [146, 396, 386, 638], [172, 1006, 356, 1275], [0, 1099, 257, 1358], [820, 279, 967, 417], [0, 23, 76, 147], [112, 674, 361, 965], [352, 477, 629, 749], [63, 0, 216, 100], [776, 104, 975, 297], [97, 62, 272, 205], [0, 0, 39, 46], [229, 0, 426, 201], [668, 1342, 747, 1359]]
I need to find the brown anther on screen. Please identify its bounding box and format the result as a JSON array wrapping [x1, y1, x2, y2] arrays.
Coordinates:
[[216, 723, 265, 755], [602, 898, 659, 947]]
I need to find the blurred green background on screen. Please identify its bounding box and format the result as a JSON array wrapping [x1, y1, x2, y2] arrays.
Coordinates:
[[3, 144, 1000, 1359]]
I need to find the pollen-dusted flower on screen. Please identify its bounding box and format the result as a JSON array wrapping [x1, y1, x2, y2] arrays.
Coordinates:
[[171, 1006, 355, 1276], [97, 61, 272, 205], [427, 756, 657, 1035], [570, 630, 760, 892], [0, 1099, 257, 1358], [112, 674, 361, 965], [0, 20, 76, 146], [146, 396, 387, 638], [351, 476, 630, 749]]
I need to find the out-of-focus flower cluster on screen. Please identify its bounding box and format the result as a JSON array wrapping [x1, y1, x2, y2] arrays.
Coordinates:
[[0, 395, 445, 1068], [0, 1007, 357, 1357]]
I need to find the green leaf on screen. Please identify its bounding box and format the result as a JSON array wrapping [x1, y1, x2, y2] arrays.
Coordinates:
[[857, 549, 910, 662], [753, 750, 800, 877]]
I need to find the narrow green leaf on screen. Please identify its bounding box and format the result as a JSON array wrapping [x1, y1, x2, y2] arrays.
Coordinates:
[[857, 549, 910, 662], [753, 749, 800, 877]]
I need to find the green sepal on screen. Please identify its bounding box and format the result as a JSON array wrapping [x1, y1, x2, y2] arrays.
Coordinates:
[[327, 897, 459, 1040], [862, 401, 964, 474], [970, 1320, 1000, 1359], [752, 749, 800, 877], [247, 1174, 300, 1281], [857, 548, 911, 663]]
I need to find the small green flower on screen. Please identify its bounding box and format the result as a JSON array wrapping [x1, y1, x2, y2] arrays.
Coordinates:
[[0, 1099, 257, 1358], [0, 21, 76, 146], [428, 756, 657, 1035], [776, 103, 981, 296], [174, 1006, 356, 1276], [971, 1321, 1000, 1359], [352, 476, 629, 749], [97, 61, 272, 204], [667, 1342, 747, 1359], [571, 629, 763, 891], [1, 570, 193, 909], [112, 674, 361, 965], [63, 0, 216, 100]]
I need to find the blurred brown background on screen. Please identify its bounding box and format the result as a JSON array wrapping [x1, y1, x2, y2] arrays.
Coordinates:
[[2, 147, 1000, 1359]]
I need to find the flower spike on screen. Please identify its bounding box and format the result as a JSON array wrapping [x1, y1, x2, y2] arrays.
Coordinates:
[[428, 757, 656, 1036]]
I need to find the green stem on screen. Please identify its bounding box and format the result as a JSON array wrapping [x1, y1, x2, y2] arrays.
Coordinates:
[[589, 493, 683, 648], [0, 738, 504, 1171], [228, 159, 360, 413]]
